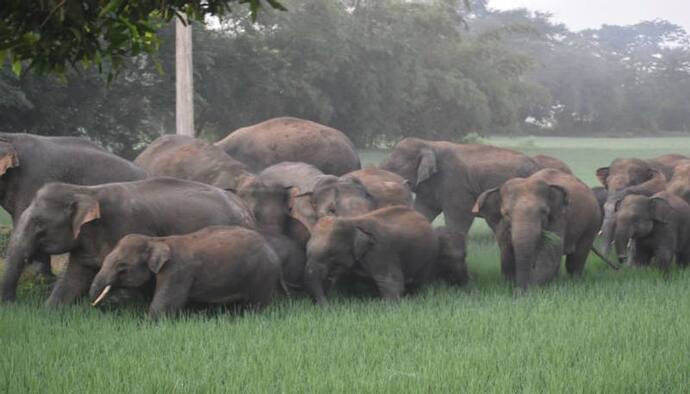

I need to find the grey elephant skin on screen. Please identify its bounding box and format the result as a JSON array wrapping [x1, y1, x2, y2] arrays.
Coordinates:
[[474, 169, 602, 291], [215, 117, 361, 176], [596, 154, 689, 258], [1, 177, 256, 304], [433, 226, 470, 286], [310, 167, 413, 220], [134, 135, 252, 190], [90, 226, 281, 320], [379, 137, 541, 275], [532, 154, 573, 175], [0, 133, 145, 280], [305, 206, 438, 304], [666, 161, 690, 204], [613, 191, 690, 271]]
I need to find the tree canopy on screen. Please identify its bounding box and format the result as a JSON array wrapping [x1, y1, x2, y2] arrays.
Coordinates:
[[0, 0, 285, 77], [1, 0, 689, 158]]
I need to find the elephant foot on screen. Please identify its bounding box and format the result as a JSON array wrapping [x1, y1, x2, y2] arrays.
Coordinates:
[[512, 287, 527, 297]]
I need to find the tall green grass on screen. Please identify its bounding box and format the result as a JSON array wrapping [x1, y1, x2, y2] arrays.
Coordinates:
[[2, 137, 690, 392]]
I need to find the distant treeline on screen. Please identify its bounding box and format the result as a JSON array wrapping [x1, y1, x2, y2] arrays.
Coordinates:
[[2, 0, 690, 158]]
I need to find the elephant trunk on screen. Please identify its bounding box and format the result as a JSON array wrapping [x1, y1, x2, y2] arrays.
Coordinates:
[[613, 225, 632, 264], [89, 270, 117, 305], [304, 262, 328, 305], [1, 213, 35, 302], [600, 202, 617, 256], [511, 221, 542, 291]]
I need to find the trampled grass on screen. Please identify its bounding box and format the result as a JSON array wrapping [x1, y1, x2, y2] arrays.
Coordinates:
[[2, 137, 690, 393]]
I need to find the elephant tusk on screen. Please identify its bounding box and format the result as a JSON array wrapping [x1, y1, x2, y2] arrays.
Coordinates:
[[627, 238, 632, 249], [598, 230, 603, 236], [91, 285, 112, 307]]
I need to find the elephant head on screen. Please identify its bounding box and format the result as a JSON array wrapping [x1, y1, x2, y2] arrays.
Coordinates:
[[613, 195, 673, 264], [304, 217, 373, 304], [474, 178, 568, 290], [596, 158, 667, 257], [89, 234, 165, 306], [2, 183, 100, 301], [311, 176, 376, 219], [235, 178, 289, 235], [667, 161, 690, 204], [380, 138, 438, 190]]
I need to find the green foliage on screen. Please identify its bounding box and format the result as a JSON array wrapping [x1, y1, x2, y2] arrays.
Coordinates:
[[0, 0, 285, 78]]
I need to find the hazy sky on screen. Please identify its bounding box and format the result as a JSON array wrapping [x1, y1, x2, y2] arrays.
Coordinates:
[[489, 0, 690, 32]]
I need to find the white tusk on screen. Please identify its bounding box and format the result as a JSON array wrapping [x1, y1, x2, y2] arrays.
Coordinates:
[[627, 239, 632, 249], [91, 285, 112, 307], [598, 230, 603, 236]]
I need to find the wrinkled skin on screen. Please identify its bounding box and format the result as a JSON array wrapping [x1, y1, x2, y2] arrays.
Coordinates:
[[238, 162, 328, 246], [613, 191, 690, 271], [2, 177, 256, 304], [135, 135, 253, 190], [532, 154, 573, 175], [596, 154, 688, 258], [305, 206, 438, 304], [380, 138, 540, 273], [666, 161, 690, 204], [215, 117, 361, 176], [311, 167, 412, 219], [90, 226, 281, 319], [0, 133, 145, 288], [433, 226, 469, 286], [475, 169, 602, 292]]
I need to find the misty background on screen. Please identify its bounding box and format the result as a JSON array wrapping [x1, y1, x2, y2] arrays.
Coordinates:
[[2, 0, 690, 158]]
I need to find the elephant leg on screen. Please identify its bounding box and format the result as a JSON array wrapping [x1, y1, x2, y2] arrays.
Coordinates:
[[565, 237, 594, 277], [676, 251, 690, 268], [653, 248, 673, 274], [46, 259, 96, 307], [364, 253, 405, 302], [629, 242, 652, 267], [34, 253, 55, 281], [147, 281, 192, 320], [495, 222, 515, 280]]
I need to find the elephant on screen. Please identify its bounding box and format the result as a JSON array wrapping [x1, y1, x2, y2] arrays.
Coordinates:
[[379, 137, 541, 266], [263, 232, 306, 292], [474, 169, 614, 292], [134, 135, 253, 190], [1, 177, 256, 304], [304, 206, 438, 304], [612, 191, 690, 271], [596, 154, 689, 258], [0, 133, 145, 282], [310, 166, 413, 219], [433, 226, 469, 286], [236, 161, 327, 245], [215, 117, 361, 176], [90, 226, 282, 319], [591, 186, 608, 217], [666, 161, 690, 204], [532, 154, 573, 174]]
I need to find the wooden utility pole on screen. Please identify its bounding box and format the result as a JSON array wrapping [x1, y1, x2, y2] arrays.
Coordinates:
[[175, 16, 194, 136]]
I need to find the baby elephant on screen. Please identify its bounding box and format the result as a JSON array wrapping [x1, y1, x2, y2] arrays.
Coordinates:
[[305, 206, 438, 304], [614, 191, 690, 271], [90, 226, 282, 320]]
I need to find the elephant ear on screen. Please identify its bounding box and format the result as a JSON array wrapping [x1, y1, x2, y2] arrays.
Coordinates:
[[353, 226, 374, 261], [287, 187, 316, 232], [596, 167, 609, 188], [147, 241, 172, 274], [416, 148, 438, 186], [547, 185, 569, 221], [0, 142, 19, 176], [650, 197, 673, 224], [472, 188, 502, 225], [71, 194, 101, 239]]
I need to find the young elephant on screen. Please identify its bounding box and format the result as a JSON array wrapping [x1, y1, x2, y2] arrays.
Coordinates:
[[613, 191, 690, 271], [1, 177, 256, 304], [305, 206, 438, 304], [474, 169, 609, 292], [90, 226, 282, 319], [310, 166, 413, 219]]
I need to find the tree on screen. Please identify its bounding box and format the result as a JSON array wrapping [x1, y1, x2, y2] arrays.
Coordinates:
[[0, 0, 285, 78]]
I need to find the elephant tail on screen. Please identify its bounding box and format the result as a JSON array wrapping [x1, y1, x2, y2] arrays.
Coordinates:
[[591, 246, 621, 271]]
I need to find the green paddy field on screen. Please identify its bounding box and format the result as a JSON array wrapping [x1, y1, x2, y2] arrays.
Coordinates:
[[2, 136, 690, 393]]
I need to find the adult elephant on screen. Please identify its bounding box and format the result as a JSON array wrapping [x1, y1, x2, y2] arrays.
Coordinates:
[[596, 154, 689, 258], [215, 117, 361, 176], [1, 177, 255, 304], [474, 169, 616, 292], [379, 137, 541, 239], [310, 167, 413, 219], [532, 154, 572, 174], [666, 161, 690, 204], [135, 135, 253, 190], [0, 133, 145, 280]]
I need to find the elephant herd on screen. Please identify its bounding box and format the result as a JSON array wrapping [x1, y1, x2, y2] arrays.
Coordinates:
[[0, 116, 688, 319]]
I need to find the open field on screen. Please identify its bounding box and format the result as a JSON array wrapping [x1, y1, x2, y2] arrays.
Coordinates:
[[3, 137, 690, 392]]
